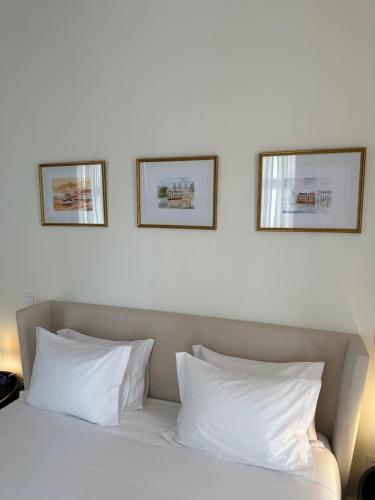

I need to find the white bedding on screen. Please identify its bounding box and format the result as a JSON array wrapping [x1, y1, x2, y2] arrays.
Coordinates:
[[0, 398, 341, 500]]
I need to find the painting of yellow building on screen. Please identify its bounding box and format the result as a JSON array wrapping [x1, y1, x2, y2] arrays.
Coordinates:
[[158, 177, 194, 209]]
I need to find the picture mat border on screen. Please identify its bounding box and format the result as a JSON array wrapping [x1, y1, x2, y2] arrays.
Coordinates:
[[256, 147, 366, 233], [38, 160, 108, 227], [136, 155, 218, 229]]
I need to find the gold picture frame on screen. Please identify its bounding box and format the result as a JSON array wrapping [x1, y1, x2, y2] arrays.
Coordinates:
[[136, 155, 218, 229], [256, 147, 366, 233], [39, 160, 108, 227]]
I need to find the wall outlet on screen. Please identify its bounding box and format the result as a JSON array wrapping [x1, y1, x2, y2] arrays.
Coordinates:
[[366, 455, 375, 469], [23, 293, 34, 306]]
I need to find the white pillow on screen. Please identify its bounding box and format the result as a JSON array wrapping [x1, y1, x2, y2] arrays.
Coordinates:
[[26, 327, 132, 426], [192, 344, 324, 440], [165, 353, 321, 477], [57, 328, 154, 410]]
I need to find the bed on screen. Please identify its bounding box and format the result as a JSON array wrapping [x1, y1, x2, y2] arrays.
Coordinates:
[[1, 398, 340, 500], [2, 300, 369, 499]]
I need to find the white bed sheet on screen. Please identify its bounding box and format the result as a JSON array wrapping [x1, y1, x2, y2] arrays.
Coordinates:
[[0, 398, 341, 500]]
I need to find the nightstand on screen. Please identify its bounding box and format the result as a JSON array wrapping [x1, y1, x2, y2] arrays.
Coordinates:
[[0, 372, 24, 409]]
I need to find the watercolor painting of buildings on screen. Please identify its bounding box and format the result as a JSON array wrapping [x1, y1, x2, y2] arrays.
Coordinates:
[[282, 177, 333, 214], [157, 177, 195, 209]]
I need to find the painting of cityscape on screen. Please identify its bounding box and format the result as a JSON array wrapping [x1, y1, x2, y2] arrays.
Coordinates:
[[257, 148, 366, 232], [157, 177, 194, 209], [282, 177, 333, 214], [137, 155, 218, 229], [52, 178, 93, 211]]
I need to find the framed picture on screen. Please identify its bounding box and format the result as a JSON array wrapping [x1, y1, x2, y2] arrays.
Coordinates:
[[136, 156, 218, 229], [257, 147, 366, 233], [39, 161, 107, 226]]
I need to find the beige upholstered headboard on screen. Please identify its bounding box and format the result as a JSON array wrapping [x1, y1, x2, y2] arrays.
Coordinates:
[[16, 300, 368, 492]]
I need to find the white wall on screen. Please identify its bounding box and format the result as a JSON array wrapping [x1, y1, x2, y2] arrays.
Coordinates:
[[0, 0, 374, 495]]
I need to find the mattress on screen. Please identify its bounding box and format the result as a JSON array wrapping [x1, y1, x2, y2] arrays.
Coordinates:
[[0, 398, 341, 500]]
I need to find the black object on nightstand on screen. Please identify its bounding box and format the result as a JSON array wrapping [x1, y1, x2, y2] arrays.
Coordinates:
[[358, 466, 375, 500], [0, 371, 24, 409]]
